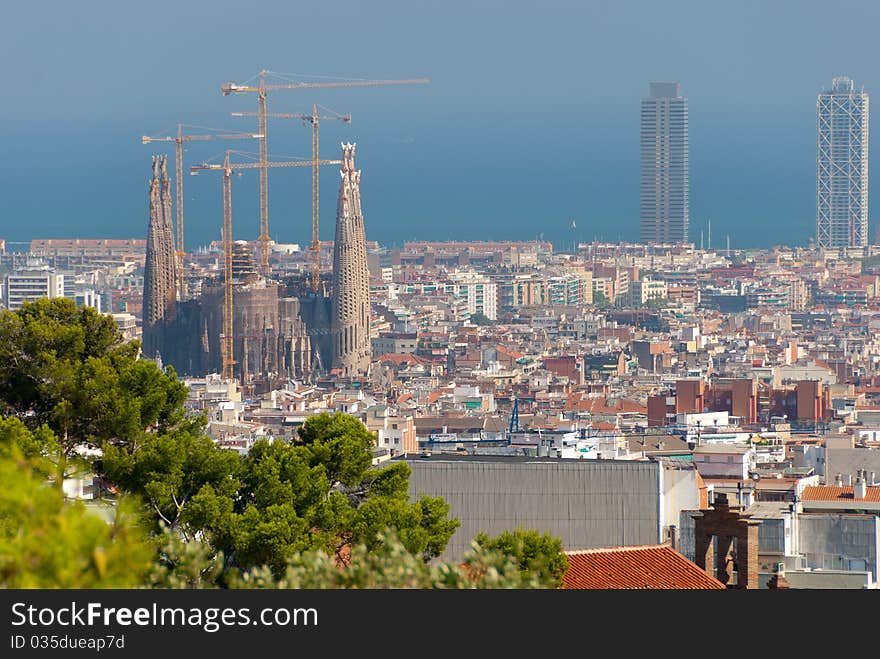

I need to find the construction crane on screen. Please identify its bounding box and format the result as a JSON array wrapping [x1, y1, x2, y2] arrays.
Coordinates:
[[141, 124, 262, 299], [231, 104, 351, 292], [220, 70, 429, 274], [190, 150, 342, 380]]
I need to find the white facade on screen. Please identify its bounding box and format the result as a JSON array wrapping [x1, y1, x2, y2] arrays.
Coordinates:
[[75, 288, 102, 313], [4, 270, 65, 310], [817, 76, 869, 248], [632, 278, 668, 305], [112, 313, 140, 342], [447, 271, 498, 320], [693, 445, 755, 479]]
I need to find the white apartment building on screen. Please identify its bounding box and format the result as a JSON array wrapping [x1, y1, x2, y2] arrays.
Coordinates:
[[631, 278, 668, 305], [4, 270, 66, 310], [446, 271, 498, 320]]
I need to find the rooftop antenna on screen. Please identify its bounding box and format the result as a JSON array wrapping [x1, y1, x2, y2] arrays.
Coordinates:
[[700, 230, 704, 251], [707, 218, 712, 251], [727, 235, 731, 257]]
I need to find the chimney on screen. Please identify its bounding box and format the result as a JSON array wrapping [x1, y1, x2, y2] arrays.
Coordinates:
[[666, 525, 677, 549], [845, 474, 853, 486], [834, 474, 843, 487], [870, 471, 876, 486], [854, 475, 868, 500], [767, 562, 791, 589]]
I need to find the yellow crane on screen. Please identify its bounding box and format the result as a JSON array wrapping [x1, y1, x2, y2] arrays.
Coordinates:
[[220, 70, 429, 274], [190, 150, 342, 380], [141, 124, 262, 299], [232, 104, 351, 292]]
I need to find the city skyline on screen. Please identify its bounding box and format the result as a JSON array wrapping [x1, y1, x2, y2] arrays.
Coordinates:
[[10, 0, 880, 618], [5, 71, 877, 254], [4, 2, 880, 251]]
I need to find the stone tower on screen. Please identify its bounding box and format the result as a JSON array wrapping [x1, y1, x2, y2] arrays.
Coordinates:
[[330, 143, 371, 376], [142, 155, 178, 358]]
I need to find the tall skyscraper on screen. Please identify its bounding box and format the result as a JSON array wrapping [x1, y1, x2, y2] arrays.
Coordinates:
[[817, 76, 869, 248], [330, 143, 371, 376], [640, 82, 689, 244], [142, 155, 178, 358]]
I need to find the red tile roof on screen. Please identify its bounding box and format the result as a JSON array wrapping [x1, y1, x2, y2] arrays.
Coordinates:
[[562, 544, 724, 590], [496, 345, 525, 360], [800, 485, 880, 503]]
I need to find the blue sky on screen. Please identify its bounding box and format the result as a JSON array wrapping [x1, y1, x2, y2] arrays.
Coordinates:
[[2, 0, 879, 249]]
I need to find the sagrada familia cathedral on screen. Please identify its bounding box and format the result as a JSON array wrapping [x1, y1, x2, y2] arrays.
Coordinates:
[[142, 155, 178, 359], [141, 144, 371, 384], [330, 143, 371, 376]]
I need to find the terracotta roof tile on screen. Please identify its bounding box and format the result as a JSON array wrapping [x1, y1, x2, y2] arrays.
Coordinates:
[[376, 353, 428, 366], [800, 485, 880, 502], [562, 544, 725, 590]]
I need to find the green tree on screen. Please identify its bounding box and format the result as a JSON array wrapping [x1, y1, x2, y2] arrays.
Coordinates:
[[226, 530, 557, 589], [470, 312, 493, 326], [0, 299, 187, 461], [106, 412, 459, 576], [100, 417, 241, 539], [0, 447, 153, 588], [149, 528, 224, 589], [212, 415, 459, 573], [471, 529, 568, 588], [0, 416, 63, 481], [592, 291, 609, 308]]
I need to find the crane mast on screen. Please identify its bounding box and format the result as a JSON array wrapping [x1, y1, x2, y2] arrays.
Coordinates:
[[141, 124, 261, 300], [191, 151, 342, 381], [257, 71, 270, 274], [220, 71, 428, 280], [311, 106, 320, 292], [222, 153, 234, 380], [232, 104, 351, 291]]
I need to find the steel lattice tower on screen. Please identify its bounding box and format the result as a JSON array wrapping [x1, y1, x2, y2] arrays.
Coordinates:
[[817, 76, 869, 249], [330, 143, 371, 376]]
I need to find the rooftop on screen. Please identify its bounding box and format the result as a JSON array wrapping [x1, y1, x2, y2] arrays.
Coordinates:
[[800, 485, 880, 503], [693, 444, 753, 455], [562, 544, 725, 590]]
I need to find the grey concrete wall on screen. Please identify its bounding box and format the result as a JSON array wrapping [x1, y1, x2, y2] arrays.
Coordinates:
[[757, 517, 785, 554], [799, 514, 879, 581], [826, 448, 880, 482], [758, 570, 873, 589], [404, 457, 660, 561], [679, 510, 697, 562]]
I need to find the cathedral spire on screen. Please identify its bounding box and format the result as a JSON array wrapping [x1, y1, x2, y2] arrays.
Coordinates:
[[330, 143, 371, 376], [142, 155, 179, 359]]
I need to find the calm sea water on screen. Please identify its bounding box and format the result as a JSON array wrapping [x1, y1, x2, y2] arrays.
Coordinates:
[[0, 122, 828, 252]]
